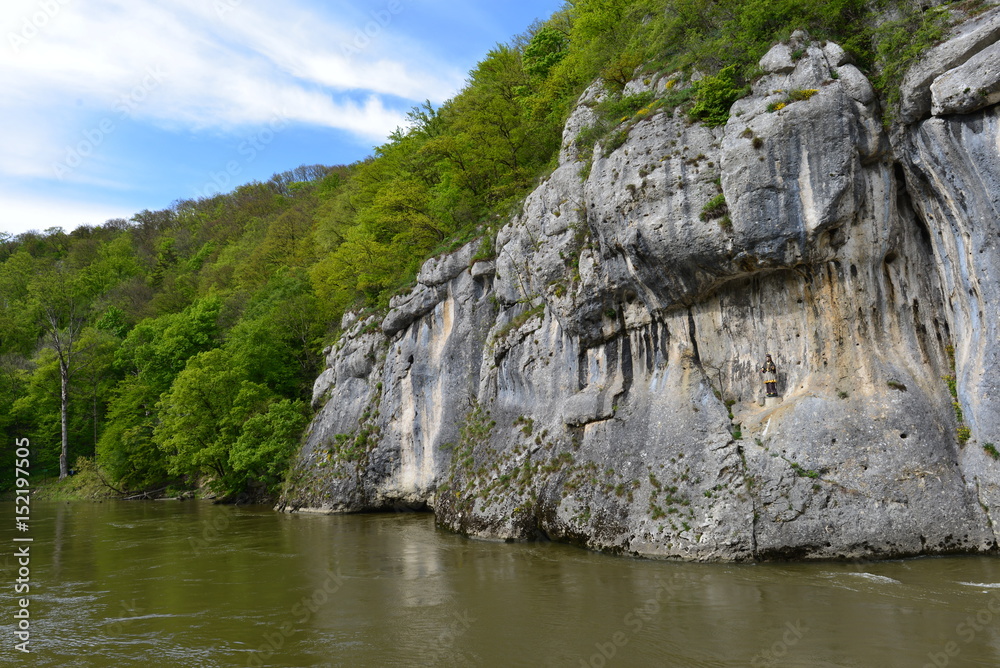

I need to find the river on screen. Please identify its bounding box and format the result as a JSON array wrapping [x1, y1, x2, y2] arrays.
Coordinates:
[[2, 500, 1000, 667]]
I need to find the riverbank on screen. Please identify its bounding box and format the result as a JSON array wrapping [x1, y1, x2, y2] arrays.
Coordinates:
[[0, 458, 176, 502], [9, 460, 123, 502], [1, 458, 271, 504]]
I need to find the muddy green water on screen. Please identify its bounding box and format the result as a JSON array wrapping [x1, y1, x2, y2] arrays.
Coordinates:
[[2, 501, 1000, 667]]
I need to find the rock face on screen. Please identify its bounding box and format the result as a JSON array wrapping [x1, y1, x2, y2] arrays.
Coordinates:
[[280, 17, 1000, 561]]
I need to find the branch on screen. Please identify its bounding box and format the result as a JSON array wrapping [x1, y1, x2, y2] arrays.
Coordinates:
[[93, 466, 128, 496]]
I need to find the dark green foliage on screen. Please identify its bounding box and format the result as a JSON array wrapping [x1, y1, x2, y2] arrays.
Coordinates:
[[791, 462, 820, 478]]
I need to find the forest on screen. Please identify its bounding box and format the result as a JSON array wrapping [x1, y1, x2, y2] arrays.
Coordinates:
[[0, 0, 962, 499]]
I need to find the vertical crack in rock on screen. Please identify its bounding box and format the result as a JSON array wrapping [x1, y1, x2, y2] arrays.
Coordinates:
[[618, 306, 634, 397], [686, 308, 700, 364], [738, 443, 758, 559], [975, 477, 999, 548]]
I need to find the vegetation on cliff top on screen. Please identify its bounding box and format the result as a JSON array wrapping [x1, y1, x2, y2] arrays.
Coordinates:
[[0, 0, 976, 498]]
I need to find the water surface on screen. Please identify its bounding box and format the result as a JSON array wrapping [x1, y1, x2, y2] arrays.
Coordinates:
[[2, 500, 1000, 667]]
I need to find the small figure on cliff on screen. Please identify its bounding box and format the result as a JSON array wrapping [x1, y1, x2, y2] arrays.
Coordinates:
[[761, 354, 778, 397]]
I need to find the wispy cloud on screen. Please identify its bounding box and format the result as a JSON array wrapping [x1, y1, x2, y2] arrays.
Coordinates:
[[0, 187, 135, 234], [0, 0, 463, 177], [0, 0, 581, 236], [0, 0, 471, 233]]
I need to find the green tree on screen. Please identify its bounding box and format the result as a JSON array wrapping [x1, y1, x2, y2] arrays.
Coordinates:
[[524, 26, 569, 79], [154, 347, 282, 495], [229, 399, 309, 494], [689, 64, 744, 126], [97, 297, 222, 489], [10, 349, 63, 476]]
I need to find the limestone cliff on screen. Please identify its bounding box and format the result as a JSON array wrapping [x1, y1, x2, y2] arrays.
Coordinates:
[[279, 12, 1000, 561]]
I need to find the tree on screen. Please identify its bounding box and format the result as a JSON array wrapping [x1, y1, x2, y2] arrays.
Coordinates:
[[524, 26, 569, 79], [97, 296, 222, 489], [230, 399, 308, 494], [154, 348, 273, 493], [31, 268, 90, 478], [0, 250, 39, 356]]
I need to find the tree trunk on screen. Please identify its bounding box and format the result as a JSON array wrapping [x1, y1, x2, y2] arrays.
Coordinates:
[[59, 359, 69, 479]]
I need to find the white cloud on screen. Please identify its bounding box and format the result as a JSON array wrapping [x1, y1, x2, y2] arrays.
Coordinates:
[[0, 0, 465, 180], [210, 0, 460, 101], [0, 189, 134, 236]]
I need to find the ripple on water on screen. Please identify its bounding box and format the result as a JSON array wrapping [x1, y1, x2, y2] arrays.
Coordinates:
[[843, 572, 902, 585]]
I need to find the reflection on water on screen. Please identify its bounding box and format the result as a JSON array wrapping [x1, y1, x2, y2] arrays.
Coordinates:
[[2, 500, 1000, 667]]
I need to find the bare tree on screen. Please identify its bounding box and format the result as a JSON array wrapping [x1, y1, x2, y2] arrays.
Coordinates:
[[34, 267, 93, 479], [40, 300, 86, 478]]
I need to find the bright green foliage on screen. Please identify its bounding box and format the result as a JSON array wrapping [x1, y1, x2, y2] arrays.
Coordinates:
[[524, 27, 568, 79], [7, 326, 118, 479], [115, 297, 222, 387], [230, 399, 309, 494], [95, 306, 130, 338], [10, 349, 63, 476], [575, 91, 658, 162], [690, 66, 744, 126], [700, 193, 729, 221], [96, 297, 223, 488], [154, 348, 273, 492], [0, 250, 38, 355]]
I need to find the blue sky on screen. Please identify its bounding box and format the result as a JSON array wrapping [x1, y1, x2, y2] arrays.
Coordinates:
[[0, 0, 565, 235]]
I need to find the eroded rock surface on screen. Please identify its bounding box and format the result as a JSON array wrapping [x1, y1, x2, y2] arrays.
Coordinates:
[[280, 24, 1000, 561]]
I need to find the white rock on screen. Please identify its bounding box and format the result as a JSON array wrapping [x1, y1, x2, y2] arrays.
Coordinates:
[[931, 40, 1000, 116], [823, 41, 850, 67], [837, 64, 876, 105], [899, 7, 1000, 123], [760, 43, 795, 74]]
